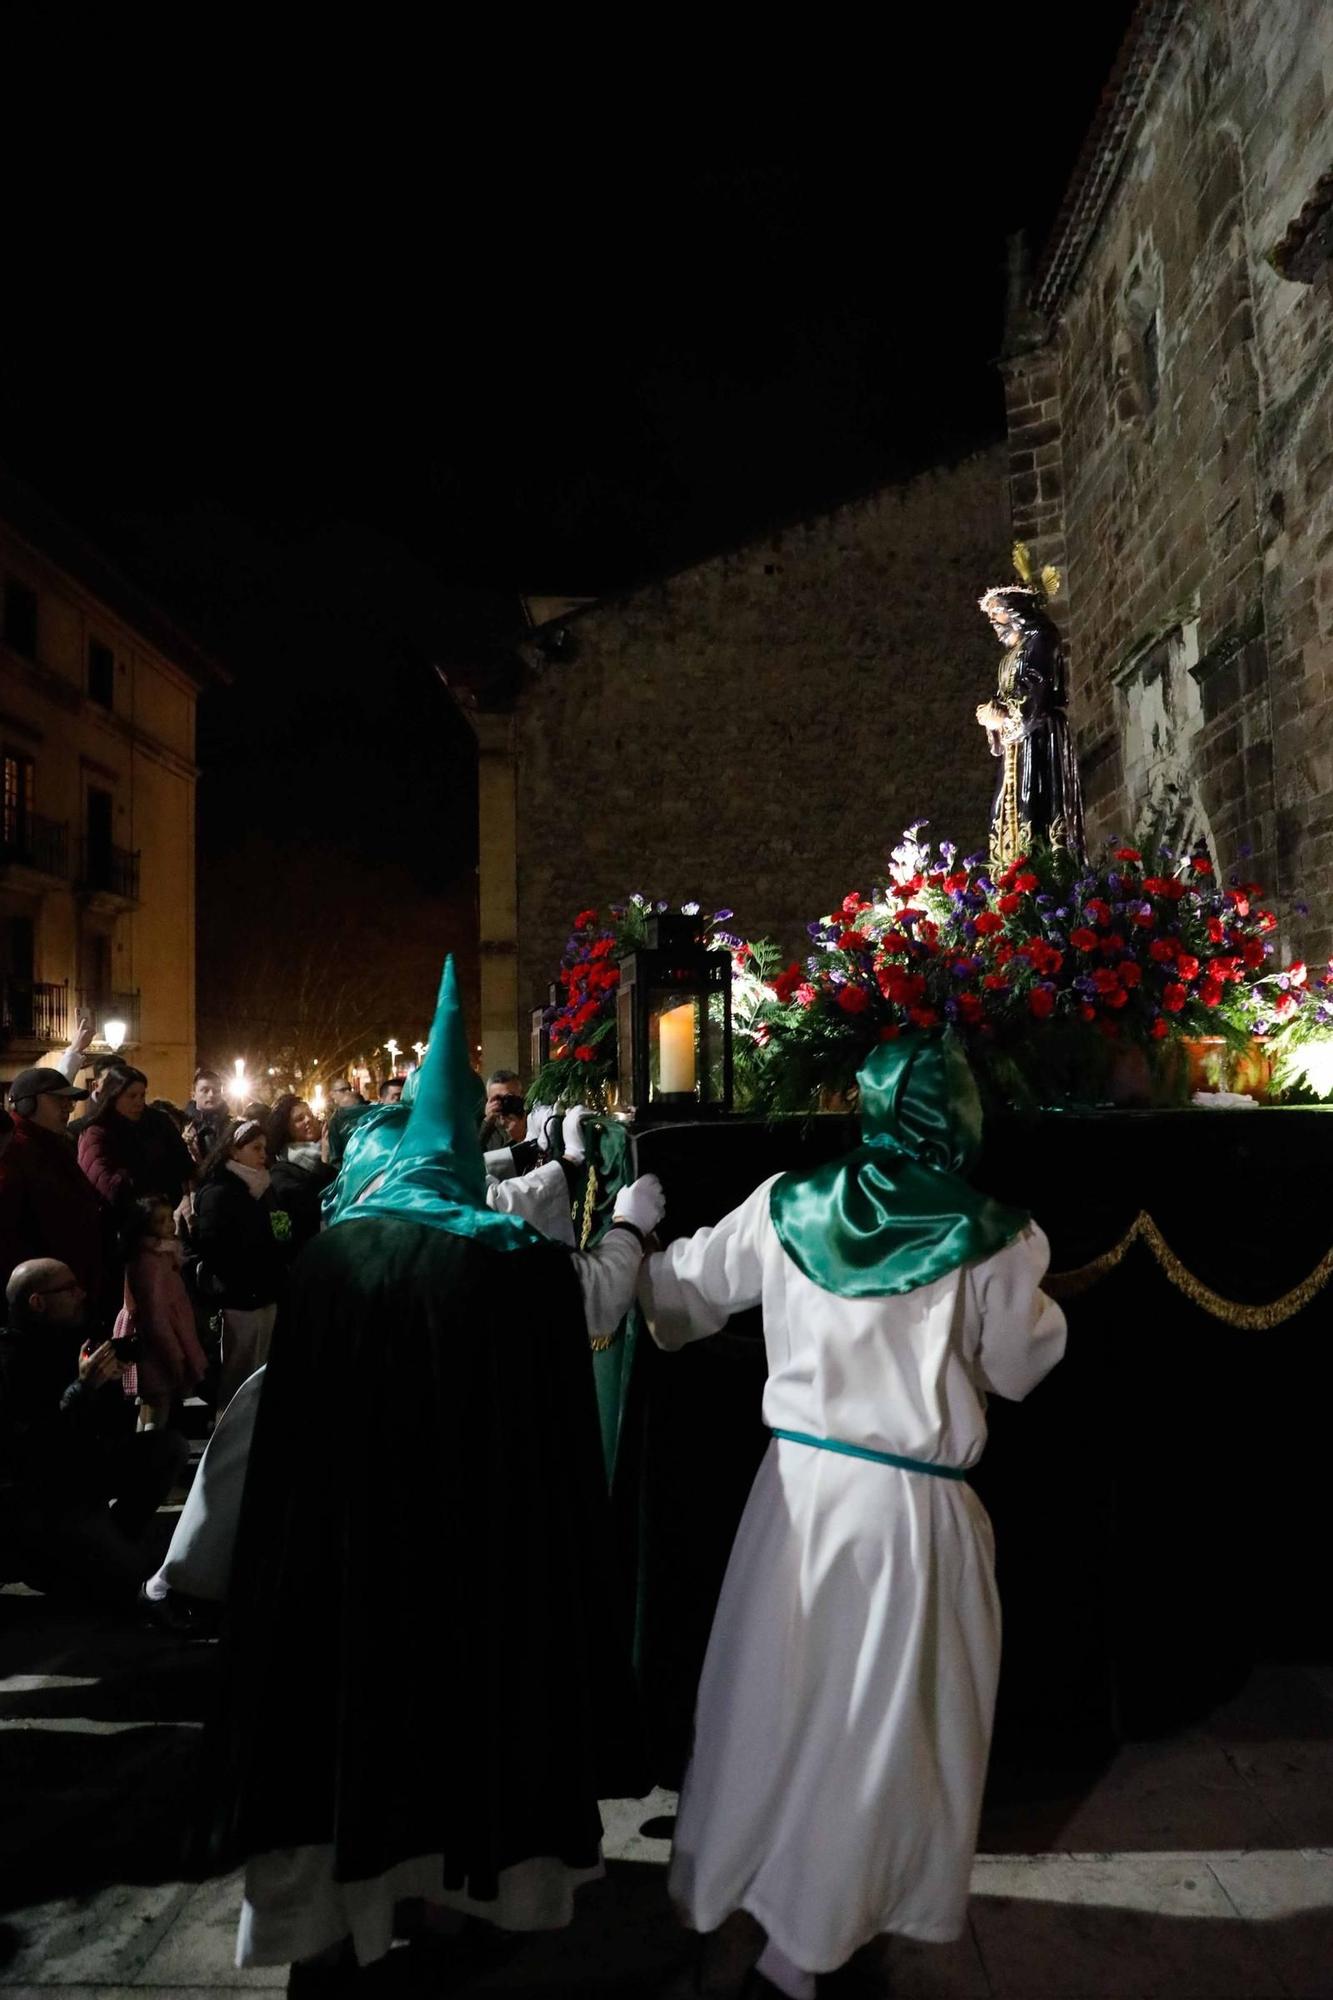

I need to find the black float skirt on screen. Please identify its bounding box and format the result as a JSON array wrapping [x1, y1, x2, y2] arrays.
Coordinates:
[[203, 1216, 644, 1896]]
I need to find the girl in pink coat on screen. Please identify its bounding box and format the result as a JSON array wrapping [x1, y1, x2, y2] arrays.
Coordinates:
[[127, 1195, 209, 1431]]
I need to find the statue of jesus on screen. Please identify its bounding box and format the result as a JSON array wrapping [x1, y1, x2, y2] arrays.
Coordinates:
[[976, 550, 1087, 869]]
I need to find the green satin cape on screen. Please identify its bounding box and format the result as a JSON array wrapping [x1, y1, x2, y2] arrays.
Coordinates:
[[769, 1030, 1028, 1298]]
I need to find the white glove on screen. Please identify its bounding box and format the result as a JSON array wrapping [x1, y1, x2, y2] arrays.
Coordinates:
[[562, 1104, 591, 1164], [613, 1174, 665, 1238], [526, 1104, 559, 1156]]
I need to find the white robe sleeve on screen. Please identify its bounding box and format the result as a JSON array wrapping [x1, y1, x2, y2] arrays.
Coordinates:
[[637, 1176, 775, 1351], [150, 1365, 266, 1602], [572, 1227, 644, 1341], [486, 1159, 576, 1247], [970, 1223, 1067, 1402]]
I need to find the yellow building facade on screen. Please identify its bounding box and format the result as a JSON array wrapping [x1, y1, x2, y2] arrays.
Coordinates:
[[0, 482, 223, 1105]]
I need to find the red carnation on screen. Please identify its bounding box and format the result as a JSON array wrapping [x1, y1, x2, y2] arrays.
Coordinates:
[[837, 929, 872, 951], [973, 912, 1004, 937], [1098, 933, 1126, 957], [1256, 909, 1278, 933], [1192, 855, 1214, 875], [1149, 938, 1178, 962], [1162, 982, 1187, 1012], [955, 993, 984, 1025], [982, 973, 1009, 991], [837, 984, 871, 1014], [878, 1024, 901, 1041], [1014, 871, 1039, 894], [589, 937, 616, 959], [575, 908, 599, 929], [1120, 961, 1143, 988], [1207, 916, 1225, 943], [1104, 986, 1129, 1009], [1070, 927, 1099, 953], [1289, 961, 1308, 986], [574, 1045, 597, 1062], [1274, 990, 1299, 1018], [908, 1005, 940, 1028], [1085, 899, 1112, 927], [997, 892, 1022, 915], [1226, 891, 1251, 917], [1131, 908, 1156, 928], [1175, 954, 1200, 982], [1200, 979, 1224, 1008], [796, 983, 817, 1008], [1242, 939, 1265, 968], [1151, 1017, 1170, 1038], [1028, 985, 1056, 1019], [1115, 847, 1143, 864], [1091, 967, 1120, 994], [774, 961, 805, 1006], [1079, 1003, 1096, 1022], [842, 892, 869, 916]]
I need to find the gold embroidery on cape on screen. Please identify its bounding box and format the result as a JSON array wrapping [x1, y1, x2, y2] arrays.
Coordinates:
[[578, 1159, 623, 1352], [1046, 1209, 1333, 1328]]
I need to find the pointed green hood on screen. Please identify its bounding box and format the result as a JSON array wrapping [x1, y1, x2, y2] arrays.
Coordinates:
[[769, 1029, 1028, 1297], [332, 956, 545, 1251]]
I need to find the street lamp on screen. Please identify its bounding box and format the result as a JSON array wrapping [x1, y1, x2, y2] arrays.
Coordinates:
[[228, 1056, 249, 1103], [385, 1037, 401, 1076], [411, 1040, 427, 1064], [102, 1017, 127, 1053]]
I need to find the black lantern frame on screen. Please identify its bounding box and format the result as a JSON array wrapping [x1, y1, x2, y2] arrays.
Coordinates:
[[615, 913, 733, 1122]]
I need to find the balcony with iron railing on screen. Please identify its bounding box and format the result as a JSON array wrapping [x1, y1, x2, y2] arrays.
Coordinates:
[[1, 978, 70, 1050], [77, 989, 142, 1050], [77, 840, 141, 904], [0, 813, 70, 881]]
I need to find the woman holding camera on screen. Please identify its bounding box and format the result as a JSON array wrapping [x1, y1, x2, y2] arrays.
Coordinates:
[[193, 1119, 290, 1412]]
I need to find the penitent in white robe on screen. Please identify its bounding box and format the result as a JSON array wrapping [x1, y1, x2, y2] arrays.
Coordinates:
[[638, 1175, 1065, 1974]]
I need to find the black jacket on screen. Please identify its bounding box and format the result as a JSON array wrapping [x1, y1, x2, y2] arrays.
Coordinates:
[[269, 1154, 337, 1252], [193, 1171, 289, 1311], [0, 1324, 130, 1505]]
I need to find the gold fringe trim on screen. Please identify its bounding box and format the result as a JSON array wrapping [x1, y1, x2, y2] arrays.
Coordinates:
[[581, 1161, 622, 1352], [1046, 1210, 1333, 1328]]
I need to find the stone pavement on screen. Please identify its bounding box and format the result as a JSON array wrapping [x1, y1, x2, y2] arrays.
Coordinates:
[[3, 1577, 1332, 1999]]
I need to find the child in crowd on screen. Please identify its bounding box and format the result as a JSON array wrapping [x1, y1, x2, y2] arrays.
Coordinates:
[[126, 1194, 208, 1431]]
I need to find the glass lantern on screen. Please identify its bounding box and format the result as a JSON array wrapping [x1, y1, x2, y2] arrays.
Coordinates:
[[531, 985, 558, 1075], [615, 914, 733, 1122]]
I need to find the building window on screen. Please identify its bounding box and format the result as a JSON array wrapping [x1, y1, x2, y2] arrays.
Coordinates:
[[3, 577, 38, 659], [89, 639, 115, 709], [2, 748, 35, 850]]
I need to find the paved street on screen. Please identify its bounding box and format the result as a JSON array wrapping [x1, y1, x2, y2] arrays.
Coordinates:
[[3, 1493, 1333, 1998]]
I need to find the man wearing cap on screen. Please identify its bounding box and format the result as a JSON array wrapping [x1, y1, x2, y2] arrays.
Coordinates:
[[0, 1068, 116, 1329]]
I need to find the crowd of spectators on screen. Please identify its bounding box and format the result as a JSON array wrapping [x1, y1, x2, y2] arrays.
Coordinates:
[[0, 1030, 379, 1613]]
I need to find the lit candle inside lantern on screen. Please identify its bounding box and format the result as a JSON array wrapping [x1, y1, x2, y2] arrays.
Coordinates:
[[658, 1000, 697, 1095]]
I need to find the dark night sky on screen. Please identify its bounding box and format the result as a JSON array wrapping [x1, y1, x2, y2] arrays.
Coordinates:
[[1, 10, 1136, 931]]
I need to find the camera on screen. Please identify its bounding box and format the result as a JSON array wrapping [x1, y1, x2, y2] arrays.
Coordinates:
[[496, 1094, 526, 1119], [111, 1333, 142, 1366]]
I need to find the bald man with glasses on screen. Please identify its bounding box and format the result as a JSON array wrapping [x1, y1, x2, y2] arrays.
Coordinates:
[[0, 1258, 186, 1605]]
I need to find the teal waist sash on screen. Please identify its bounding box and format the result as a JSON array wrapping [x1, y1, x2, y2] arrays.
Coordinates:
[[771, 1428, 967, 1482]]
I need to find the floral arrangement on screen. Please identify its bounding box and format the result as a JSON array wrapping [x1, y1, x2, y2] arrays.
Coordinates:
[[530, 896, 748, 1110], [755, 825, 1317, 1114]]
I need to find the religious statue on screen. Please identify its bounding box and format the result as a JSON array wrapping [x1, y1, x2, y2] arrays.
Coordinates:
[[976, 546, 1087, 868]]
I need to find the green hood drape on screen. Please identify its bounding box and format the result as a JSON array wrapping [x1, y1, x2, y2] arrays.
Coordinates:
[[334, 957, 544, 1252], [769, 1029, 1028, 1298]]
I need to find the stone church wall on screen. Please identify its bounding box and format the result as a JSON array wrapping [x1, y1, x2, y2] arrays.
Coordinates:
[[1004, 0, 1333, 960], [510, 449, 1010, 1037]]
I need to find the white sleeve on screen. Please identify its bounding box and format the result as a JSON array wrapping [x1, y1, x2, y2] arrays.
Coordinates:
[[486, 1159, 575, 1246], [970, 1223, 1067, 1402], [53, 1045, 84, 1084], [637, 1176, 775, 1352], [572, 1226, 644, 1340], [153, 1366, 265, 1602]]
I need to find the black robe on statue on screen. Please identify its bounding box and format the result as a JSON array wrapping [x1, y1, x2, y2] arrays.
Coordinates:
[[988, 623, 1087, 868], [204, 1214, 643, 1896]]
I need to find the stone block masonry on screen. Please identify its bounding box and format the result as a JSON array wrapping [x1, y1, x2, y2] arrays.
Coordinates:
[[1003, 0, 1333, 964], [507, 450, 1011, 1048]]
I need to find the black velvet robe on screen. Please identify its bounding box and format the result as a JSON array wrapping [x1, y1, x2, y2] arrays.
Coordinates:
[[988, 626, 1087, 867], [204, 1215, 642, 1894]]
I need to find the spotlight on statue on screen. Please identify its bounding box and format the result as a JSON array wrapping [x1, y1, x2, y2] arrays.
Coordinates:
[[616, 913, 733, 1124]]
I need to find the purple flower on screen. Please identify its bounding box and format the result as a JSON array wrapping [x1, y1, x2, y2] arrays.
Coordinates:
[[1296, 901, 1309, 917], [712, 908, 734, 923], [1036, 894, 1055, 909], [963, 852, 985, 869]]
